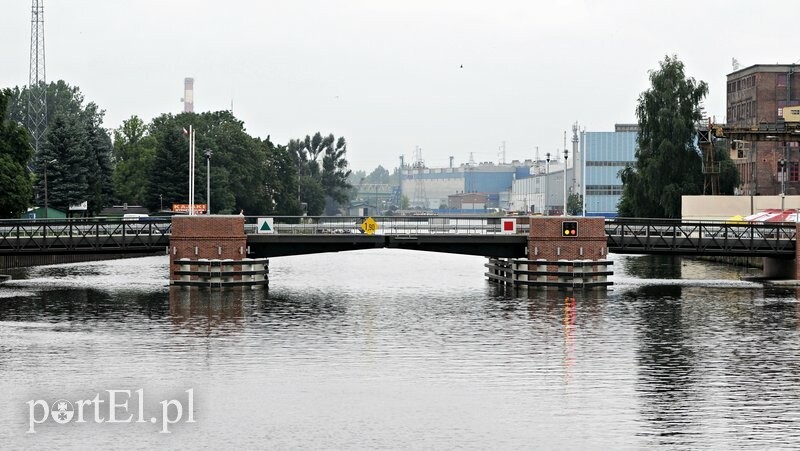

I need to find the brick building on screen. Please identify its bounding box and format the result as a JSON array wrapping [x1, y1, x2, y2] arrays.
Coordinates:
[[727, 64, 800, 195]]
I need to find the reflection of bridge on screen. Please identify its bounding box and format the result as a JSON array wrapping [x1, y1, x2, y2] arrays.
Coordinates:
[[0, 216, 796, 258]]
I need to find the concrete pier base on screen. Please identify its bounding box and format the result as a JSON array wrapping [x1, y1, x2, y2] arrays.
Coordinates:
[[169, 215, 267, 288], [486, 216, 613, 290]]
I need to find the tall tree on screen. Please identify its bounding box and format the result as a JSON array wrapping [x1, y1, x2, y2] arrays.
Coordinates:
[[619, 55, 708, 218], [262, 140, 301, 215], [8, 81, 114, 215], [34, 114, 88, 211], [146, 111, 293, 215], [0, 89, 33, 217], [147, 114, 193, 212], [288, 132, 351, 215], [82, 103, 114, 215], [112, 115, 156, 206]]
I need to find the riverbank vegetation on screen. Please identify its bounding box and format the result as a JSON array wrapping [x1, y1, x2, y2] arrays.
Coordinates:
[[0, 81, 352, 217]]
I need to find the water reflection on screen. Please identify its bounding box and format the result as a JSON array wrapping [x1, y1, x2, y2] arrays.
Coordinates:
[[623, 255, 684, 279], [634, 296, 700, 445], [168, 287, 252, 336], [2, 253, 800, 448], [0, 288, 168, 323]]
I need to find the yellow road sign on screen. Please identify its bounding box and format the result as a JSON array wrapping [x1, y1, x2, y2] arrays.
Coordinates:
[[360, 217, 379, 235]]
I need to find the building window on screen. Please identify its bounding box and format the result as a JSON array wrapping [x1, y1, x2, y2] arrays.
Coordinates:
[[791, 162, 799, 183]]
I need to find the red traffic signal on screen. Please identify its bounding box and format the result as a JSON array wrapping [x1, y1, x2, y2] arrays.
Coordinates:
[[562, 221, 578, 237]]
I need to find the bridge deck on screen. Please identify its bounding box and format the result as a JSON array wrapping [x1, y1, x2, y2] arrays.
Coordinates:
[[0, 216, 795, 259]]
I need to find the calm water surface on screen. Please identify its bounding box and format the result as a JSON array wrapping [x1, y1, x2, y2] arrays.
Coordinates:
[[1, 250, 799, 449]]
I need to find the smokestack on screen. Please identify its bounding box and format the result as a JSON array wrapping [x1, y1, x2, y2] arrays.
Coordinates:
[[183, 77, 194, 113]]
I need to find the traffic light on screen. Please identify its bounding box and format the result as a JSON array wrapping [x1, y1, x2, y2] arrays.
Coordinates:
[[562, 221, 578, 237]]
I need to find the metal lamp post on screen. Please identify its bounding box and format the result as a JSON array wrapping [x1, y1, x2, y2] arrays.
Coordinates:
[[204, 150, 212, 215], [781, 142, 788, 212], [545, 152, 551, 215], [563, 149, 569, 216], [43, 158, 56, 219]]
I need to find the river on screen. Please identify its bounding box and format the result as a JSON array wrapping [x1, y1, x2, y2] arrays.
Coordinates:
[[1, 250, 799, 449]]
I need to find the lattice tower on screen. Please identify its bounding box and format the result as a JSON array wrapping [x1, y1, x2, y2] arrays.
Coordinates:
[[27, 0, 47, 158], [411, 146, 429, 208]]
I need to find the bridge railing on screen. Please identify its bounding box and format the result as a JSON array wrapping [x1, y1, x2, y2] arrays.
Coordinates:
[[243, 215, 530, 235], [0, 217, 172, 252], [606, 217, 797, 239], [605, 217, 797, 254]]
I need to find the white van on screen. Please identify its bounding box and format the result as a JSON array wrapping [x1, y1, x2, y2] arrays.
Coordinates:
[[122, 213, 149, 221]]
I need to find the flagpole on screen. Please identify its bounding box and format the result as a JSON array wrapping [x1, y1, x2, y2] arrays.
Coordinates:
[[189, 125, 194, 215], [192, 126, 195, 215]]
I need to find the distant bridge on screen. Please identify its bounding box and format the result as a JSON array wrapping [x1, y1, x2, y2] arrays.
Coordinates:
[[0, 216, 795, 262]]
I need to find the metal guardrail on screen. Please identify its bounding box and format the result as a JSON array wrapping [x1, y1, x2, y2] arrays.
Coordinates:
[[0, 217, 172, 253], [605, 218, 797, 255], [243, 215, 530, 235]]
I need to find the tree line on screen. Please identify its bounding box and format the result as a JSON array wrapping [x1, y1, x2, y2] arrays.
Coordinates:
[[0, 81, 352, 218], [1, 56, 743, 220]]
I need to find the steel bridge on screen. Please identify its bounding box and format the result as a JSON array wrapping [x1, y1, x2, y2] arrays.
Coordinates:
[[0, 216, 796, 260]]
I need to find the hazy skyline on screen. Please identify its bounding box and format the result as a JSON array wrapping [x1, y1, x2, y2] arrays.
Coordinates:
[[2, 1, 799, 171]]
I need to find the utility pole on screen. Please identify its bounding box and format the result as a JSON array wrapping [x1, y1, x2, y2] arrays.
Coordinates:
[[545, 152, 551, 215], [27, 0, 47, 162], [563, 149, 569, 216], [205, 149, 212, 214]]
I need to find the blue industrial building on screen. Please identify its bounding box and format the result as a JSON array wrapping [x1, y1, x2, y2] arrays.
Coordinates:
[[401, 162, 531, 212], [580, 127, 638, 217]]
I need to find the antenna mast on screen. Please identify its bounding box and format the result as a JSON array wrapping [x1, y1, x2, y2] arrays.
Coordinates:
[[27, 0, 47, 159]]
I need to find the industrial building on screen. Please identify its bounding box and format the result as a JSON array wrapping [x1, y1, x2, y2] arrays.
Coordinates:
[[581, 125, 638, 217], [509, 159, 572, 215], [508, 125, 637, 217], [401, 161, 535, 212], [727, 64, 800, 196], [402, 124, 637, 216]]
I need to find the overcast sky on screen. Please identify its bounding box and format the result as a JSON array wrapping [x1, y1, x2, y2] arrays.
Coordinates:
[[2, 1, 798, 171]]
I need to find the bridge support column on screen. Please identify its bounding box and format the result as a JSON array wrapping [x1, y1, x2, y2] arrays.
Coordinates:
[[169, 216, 266, 288], [527, 217, 612, 290]]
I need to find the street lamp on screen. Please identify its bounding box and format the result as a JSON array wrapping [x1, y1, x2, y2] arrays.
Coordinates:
[[43, 158, 56, 219], [563, 148, 569, 216], [159, 194, 163, 212], [545, 152, 551, 215], [780, 156, 786, 211], [204, 150, 213, 215]]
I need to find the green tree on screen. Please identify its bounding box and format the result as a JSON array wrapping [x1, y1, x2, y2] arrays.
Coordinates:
[[8, 81, 114, 215], [364, 165, 390, 184], [288, 132, 352, 215], [147, 114, 193, 212], [0, 89, 33, 217], [197, 111, 267, 214], [400, 195, 410, 210], [112, 115, 156, 206], [82, 103, 114, 215], [35, 114, 88, 212], [716, 141, 740, 195], [567, 193, 583, 215], [263, 141, 301, 215], [619, 55, 708, 218], [145, 111, 297, 215]]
